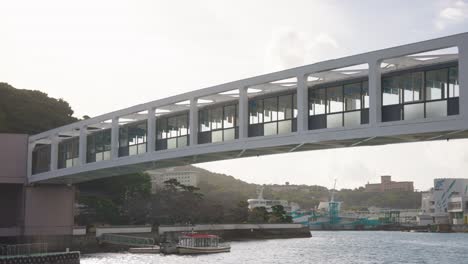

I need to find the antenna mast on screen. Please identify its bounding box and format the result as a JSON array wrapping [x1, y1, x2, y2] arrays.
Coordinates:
[[331, 179, 337, 202]]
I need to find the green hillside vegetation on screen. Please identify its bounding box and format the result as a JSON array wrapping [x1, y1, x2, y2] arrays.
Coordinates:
[[185, 166, 421, 211], [191, 167, 421, 210], [0, 83, 77, 134], [190, 166, 258, 212]]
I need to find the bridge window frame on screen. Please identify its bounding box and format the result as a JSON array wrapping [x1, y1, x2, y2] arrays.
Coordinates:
[[308, 78, 369, 130], [118, 120, 147, 157], [248, 92, 297, 137], [86, 128, 111, 163], [58, 137, 79, 169], [381, 62, 458, 122], [198, 102, 238, 144], [32, 144, 51, 174], [156, 112, 189, 150]]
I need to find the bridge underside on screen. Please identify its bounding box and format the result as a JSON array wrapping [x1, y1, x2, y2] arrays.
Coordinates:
[[38, 128, 468, 185]]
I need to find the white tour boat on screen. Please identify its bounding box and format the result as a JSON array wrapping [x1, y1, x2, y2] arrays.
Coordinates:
[[177, 233, 230, 254]]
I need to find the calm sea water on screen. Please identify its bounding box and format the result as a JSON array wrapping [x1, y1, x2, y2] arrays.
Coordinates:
[[81, 231, 468, 264]]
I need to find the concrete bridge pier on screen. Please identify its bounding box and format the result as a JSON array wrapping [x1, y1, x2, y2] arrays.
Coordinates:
[[0, 134, 75, 251]]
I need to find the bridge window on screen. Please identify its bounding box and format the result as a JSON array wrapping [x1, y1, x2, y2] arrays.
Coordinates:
[[58, 137, 79, 169], [156, 113, 189, 150], [119, 121, 147, 157], [248, 93, 297, 137], [308, 80, 369, 130], [198, 103, 238, 144], [87, 129, 111, 163], [381, 64, 458, 122], [32, 144, 51, 174]]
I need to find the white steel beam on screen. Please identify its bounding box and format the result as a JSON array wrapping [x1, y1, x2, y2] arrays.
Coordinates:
[[459, 41, 468, 118], [368, 59, 382, 126], [296, 74, 308, 133], [111, 117, 119, 160], [50, 134, 59, 171], [238, 87, 249, 139], [147, 108, 156, 153], [189, 98, 198, 146], [79, 126, 87, 165]]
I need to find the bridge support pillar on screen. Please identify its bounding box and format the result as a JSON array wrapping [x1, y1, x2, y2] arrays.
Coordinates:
[[458, 39, 468, 118], [368, 59, 382, 127], [78, 126, 87, 166], [239, 87, 248, 139], [23, 185, 75, 237], [50, 134, 59, 171], [27, 142, 36, 178], [147, 107, 156, 153], [189, 98, 198, 146], [296, 74, 308, 133], [111, 117, 119, 159]]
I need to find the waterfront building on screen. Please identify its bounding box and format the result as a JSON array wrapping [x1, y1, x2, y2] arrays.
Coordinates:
[[365, 176, 414, 192], [147, 167, 199, 193], [447, 195, 468, 225], [419, 178, 468, 225]]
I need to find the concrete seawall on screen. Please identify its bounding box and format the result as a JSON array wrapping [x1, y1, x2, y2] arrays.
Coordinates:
[[1, 224, 310, 254], [159, 224, 311, 242], [451, 225, 468, 232]]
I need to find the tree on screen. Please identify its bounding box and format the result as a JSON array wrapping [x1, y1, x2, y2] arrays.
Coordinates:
[[269, 205, 292, 223], [248, 207, 269, 223], [229, 201, 249, 223], [0, 83, 77, 134], [149, 179, 204, 225], [122, 191, 151, 225], [76, 172, 152, 225]]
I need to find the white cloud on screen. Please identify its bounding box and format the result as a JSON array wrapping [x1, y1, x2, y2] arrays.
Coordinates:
[[264, 28, 339, 72], [435, 0, 468, 30]]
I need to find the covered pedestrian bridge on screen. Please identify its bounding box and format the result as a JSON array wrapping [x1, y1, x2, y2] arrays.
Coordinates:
[[28, 33, 468, 184]]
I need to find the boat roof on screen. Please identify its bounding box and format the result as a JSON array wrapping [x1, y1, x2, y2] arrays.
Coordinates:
[[181, 233, 219, 239]]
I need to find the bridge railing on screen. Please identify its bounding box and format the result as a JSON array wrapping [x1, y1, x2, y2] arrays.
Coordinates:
[[99, 233, 155, 247]]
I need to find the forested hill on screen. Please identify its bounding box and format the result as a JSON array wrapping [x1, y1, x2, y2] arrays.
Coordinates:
[[178, 165, 259, 211], [190, 165, 421, 210], [0, 83, 77, 134]]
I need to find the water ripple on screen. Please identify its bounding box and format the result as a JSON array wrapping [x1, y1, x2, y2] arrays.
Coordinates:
[[81, 231, 468, 264]]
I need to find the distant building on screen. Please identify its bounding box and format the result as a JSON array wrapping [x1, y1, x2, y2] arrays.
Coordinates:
[[419, 178, 468, 225], [146, 167, 199, 193], [365, 176, 414, 192]]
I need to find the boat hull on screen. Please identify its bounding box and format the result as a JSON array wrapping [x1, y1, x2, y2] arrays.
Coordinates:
[[129, 246, 160, 254], [177, 246, 231, 254]]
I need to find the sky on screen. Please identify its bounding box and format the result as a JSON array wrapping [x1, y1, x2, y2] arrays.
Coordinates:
[[1, 0, 468, 190]]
